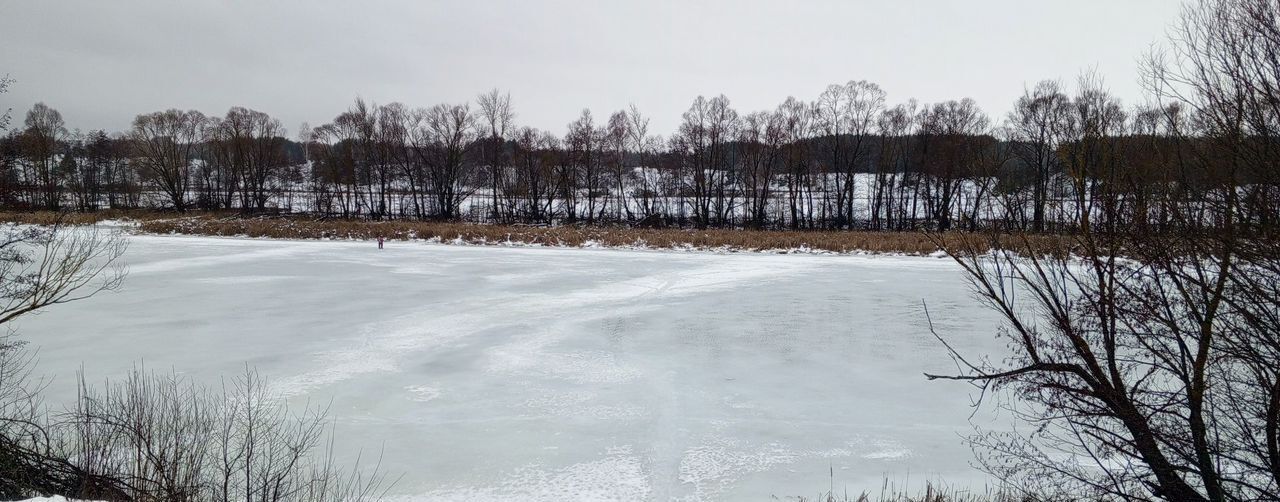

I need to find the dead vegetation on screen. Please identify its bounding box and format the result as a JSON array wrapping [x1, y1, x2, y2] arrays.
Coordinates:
[[0, 209, 198, 226], [0, 210, 1077, 256], [784, 480, 1058, 502]]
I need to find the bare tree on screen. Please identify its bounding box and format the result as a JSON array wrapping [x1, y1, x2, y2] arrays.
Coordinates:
[[0, 75, 13, 132], [916, 99, 990, 231], [379, 103, 425, 219], [603, 110, 632, 222], [1006, 80, 1070, 232], [418, 103, 479, 219], [511, 127, 557, 223], [873, 101, 917, 230], [675, 95, 738, 228], [308, 110, 364, 218], [69, 131, 113, 211], [1059, 72, 1128, 231], [622, 105, 665, 224], [477, 89, 514, 223], [564, 109, 601, 223], [19, 103, 68, 210], [928, 3, 1280, 500], [200, 116, 238, 210], [737, 110, 783, 228], [218, 107, 290, 212], [815, 81, 886, 228], [130, 109, 207, 211], [776, 97, 815, 229]]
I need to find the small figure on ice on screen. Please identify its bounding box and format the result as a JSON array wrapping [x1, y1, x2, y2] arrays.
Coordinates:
[[377, 236, 384, 249]]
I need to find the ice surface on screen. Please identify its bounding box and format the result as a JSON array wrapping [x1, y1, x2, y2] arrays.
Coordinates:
[[18, 234, 1011, 501]]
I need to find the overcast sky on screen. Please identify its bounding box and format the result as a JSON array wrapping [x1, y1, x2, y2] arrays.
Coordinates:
[[1, 0, 1185, 138]]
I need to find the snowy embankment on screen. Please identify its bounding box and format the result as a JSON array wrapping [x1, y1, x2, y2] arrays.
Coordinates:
[[17, 234, 1010, 501], [122, 214, 976, 256]]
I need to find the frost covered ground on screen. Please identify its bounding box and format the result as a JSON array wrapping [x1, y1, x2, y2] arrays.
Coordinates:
[[18, 234, 1010, 501]]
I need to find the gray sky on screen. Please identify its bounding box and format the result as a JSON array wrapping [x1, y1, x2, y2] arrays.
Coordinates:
[[1, 0, 1184, 138]]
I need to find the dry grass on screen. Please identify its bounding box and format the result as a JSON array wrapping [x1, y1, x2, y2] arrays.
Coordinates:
[[0, 210, 1077, 255], [0, 209, 188, 226], [785, 479, 1054, 502]]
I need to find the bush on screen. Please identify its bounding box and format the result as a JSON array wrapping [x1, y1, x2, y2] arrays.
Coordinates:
[[0, 217, 392, 501]]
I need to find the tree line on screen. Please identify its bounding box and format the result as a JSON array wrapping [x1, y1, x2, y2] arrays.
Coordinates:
[[1, 67, 1257, 234]]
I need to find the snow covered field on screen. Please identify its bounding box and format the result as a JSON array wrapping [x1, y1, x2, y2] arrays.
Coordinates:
[[17, 234, 1010, 501]]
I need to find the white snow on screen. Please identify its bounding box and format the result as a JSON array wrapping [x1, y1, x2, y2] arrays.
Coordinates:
[[20, 497, 88, 502], [19, 234, 1011, 501]]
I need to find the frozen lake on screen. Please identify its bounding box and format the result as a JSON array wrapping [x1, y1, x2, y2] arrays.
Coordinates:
[[18, 234, 1009, 501]]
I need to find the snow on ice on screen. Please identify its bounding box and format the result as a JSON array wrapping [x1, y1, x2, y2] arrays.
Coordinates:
[[18, 234, 1010, 501]]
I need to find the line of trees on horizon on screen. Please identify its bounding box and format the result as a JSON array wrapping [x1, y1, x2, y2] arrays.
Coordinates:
[[1, 24, 1273, 237]]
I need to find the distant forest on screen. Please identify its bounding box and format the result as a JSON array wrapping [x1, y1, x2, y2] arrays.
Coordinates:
[[0, 29, 1272, 236]]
